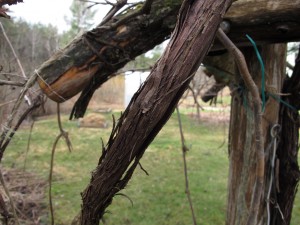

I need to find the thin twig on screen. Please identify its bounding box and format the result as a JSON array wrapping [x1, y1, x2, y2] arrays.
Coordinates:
[[49, 133, 62, 225], [0, 21, 32, 105], [0, 73, 38, 151], [23, 120, 35, 171], [99, 0, 127, 26], [49, 103, 73, 225], [102, 0, 154, 29], [0, 93, 42, 161], [176, 106, 197, 225], [217, 28, 264, 225], [0, 99, 17, 108], [188, 85, 204, 122], [0, 22, 26, 80], [0, 167, 20, 225], [0, 80, 25, 87], [138, 162, 149, 176], [80, 0, 115, 6], [0, 73, 25, 78]]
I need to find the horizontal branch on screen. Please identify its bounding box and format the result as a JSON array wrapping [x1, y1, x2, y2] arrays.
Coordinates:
[[0, 79, 25, 86], [35, 0, 300, 118]]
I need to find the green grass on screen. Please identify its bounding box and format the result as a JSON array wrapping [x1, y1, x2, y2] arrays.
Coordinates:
[[3, 110, 300, 224]]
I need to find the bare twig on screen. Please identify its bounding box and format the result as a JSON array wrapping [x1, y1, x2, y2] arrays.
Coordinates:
[[0, 22, 26, 79], [99, 0, 127, 26], [138, 162, 149, 176], [217, 28, 264, 225], [114, 2, 141, 16], [23, 120, 35, 171], [0, 21, 32, 105], [0, 167, 20, 225], [0, 93, 42, 162], [49, 103, 73, 225], [0, 73, 25, 78], [79, 0, 115, 6], [0, 99, 17, 108], [0, 79, 25, 87], [103, 0, 154, 29], [188, 85, 204, 122], [176, 106, 197, 225], [0, 73, 38, 152]]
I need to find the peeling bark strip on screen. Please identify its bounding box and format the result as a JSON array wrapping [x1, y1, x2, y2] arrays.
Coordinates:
[[35, 0, 300, 119], [79, 0, 232, 224]]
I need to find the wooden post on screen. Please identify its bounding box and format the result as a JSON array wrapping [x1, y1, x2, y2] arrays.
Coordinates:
[[227, 44, 287, 225]]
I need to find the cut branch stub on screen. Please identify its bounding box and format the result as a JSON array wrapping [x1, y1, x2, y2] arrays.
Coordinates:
[[36, 0, 181, 104]]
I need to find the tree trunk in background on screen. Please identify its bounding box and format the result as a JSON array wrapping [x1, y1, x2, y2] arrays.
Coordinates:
[[78, 0, 233, 224], [227, 44, 288, 225]]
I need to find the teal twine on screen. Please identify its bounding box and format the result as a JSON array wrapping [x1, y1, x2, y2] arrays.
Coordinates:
[[268, 93, 298, 111], [246, 34, 266, 112]]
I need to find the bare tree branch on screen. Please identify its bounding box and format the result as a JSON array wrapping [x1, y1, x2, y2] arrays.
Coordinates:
[[0, 21, 32, 105], [99, 0, 127, 26], [0, 93, 42, 160], [0, 79, 25, 87]]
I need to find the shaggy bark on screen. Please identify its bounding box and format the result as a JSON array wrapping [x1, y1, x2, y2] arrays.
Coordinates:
[[78, 0, 232, 224]]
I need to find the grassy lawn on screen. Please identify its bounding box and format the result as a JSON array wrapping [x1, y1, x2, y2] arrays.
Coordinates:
[[3, 109, 300, 224]]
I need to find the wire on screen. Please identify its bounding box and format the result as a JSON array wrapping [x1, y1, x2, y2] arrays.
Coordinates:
[[246, 34, 266, 112]]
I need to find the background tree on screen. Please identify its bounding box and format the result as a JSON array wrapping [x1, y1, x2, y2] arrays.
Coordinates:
[[62, 0, 96, 44], [0, 19, 60, 125]]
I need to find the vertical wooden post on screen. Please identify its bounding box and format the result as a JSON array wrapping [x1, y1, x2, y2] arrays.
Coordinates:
[[227, 44, 287, 225]]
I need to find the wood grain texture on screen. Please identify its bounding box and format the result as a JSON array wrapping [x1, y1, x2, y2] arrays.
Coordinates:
[[226, 44, 287, 225], [78, 0, 232, 224]]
